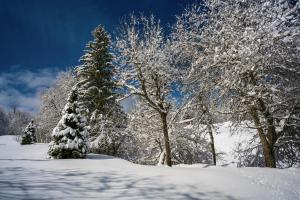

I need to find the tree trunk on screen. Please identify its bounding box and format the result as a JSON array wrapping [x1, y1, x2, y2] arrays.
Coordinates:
[[262, 142, 276, 168], [265, 120, 277, 168], [250, 106, 276, 168], [207, 125, 217, 165], [160, 112, 172, 167], [158, 150, 166, 166], [257, 99, 277, 168]]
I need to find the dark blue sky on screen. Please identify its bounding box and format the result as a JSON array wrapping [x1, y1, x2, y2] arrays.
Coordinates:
[[0, 0, 194, 113], [0, 0, 193, 71]]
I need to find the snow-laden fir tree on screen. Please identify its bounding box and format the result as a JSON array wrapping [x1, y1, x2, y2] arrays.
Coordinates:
[[75, 25, 127, 155], [21, 120, 37, 145], [75, 25, 116, 122], [48, 86, 89, 159]]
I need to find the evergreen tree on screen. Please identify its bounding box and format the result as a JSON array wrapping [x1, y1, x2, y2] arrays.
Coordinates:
[[75, 25, 116, 123], [48, 87, 89, 159], [75, 25, 128, 155], [21, 120, 37, 145]]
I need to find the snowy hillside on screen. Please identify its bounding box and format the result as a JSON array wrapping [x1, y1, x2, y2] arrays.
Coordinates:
[[0, 135, 299, 200], [214, 121, 256, 166]]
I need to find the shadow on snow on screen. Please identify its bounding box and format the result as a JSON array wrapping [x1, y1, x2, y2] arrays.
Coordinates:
[[0, 167, 237, 200]]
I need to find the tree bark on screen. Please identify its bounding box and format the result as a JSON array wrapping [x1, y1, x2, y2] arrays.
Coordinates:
[[160, 112, 172, 167], [207, 125, 217, 165], [257, 98, 277, 168], [250, 106, 276, 168], [158, 150, 166, 165]]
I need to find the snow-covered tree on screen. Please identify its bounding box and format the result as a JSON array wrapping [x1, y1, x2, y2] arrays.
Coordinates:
[[75, 25, 116, 121], [233, 133, 265, 167], [0, 107, 9, 135], [170, 8, 221, 165], [124, 98, 212, 165], [173, 0, 300, 168], [37, 70, 76, 142], [21, 120, 37, 145], [48, 87, 89, 159], [115, 15, 180, 166], [7, 108, 31, 139], [170, 117, 213, 165], [172, 94, 219, 165], [125, 100, 165, 165], [89, 103, 128, 156], [75, 25, 127, 154]]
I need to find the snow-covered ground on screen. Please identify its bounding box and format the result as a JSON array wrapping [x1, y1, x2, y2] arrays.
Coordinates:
[[0, 135, 299, 200]]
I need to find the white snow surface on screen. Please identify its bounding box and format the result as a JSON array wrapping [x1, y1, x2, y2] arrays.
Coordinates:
[[0, 135, 300, 200], [214, 121, 256, 166]]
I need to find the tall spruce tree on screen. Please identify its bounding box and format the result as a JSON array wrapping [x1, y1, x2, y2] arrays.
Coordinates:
[[75, 25, 127, 154], [75, 25, 115, 121]]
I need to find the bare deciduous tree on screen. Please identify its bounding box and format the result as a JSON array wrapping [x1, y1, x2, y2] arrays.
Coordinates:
[[37, 70, 76, 142], [173, 0, 300, 168], [115, 15, 179, 166]]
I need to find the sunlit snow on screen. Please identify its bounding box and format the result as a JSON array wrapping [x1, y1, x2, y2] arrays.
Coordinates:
[[1, 135, 299, 200]]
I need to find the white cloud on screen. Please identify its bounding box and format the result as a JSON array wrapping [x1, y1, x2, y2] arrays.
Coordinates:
[[0, 68, 60, 89], [0, 67, 61, 114]]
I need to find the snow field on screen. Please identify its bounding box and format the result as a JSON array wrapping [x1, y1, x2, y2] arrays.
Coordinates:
[[0, 135, 299, 200]]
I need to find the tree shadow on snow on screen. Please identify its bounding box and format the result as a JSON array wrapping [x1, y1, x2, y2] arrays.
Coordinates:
[[0, 159, 50, 162], [0, 167, 238, 200], [86, 154, 117, 160]]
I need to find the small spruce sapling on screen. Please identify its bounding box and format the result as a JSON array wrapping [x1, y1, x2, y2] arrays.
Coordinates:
[[21, 120, 37, 145]]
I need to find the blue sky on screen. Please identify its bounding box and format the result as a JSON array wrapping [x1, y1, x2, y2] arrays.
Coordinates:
[[0, 0, 193, 113]]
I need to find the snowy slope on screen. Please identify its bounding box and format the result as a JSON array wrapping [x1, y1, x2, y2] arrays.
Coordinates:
[[214, 121, 256, 166], [0, 135, 299, 200]]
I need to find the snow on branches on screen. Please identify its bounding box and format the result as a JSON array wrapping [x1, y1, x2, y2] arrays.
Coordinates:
[[172, 0, 300, 167], [48, 86, 89, 159], [115, 15, 178, 166], [21, 120, 37, 145]]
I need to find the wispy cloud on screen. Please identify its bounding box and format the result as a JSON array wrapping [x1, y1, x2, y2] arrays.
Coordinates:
[[0, 66, 61, 114]]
